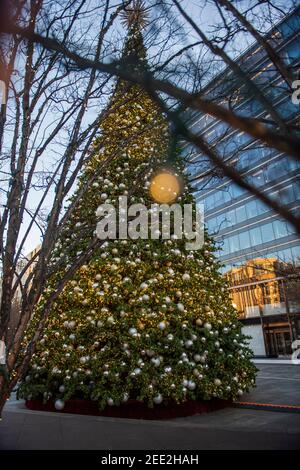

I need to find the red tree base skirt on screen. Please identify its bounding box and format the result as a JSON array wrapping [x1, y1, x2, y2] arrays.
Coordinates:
[[26, 398, 231, 420]]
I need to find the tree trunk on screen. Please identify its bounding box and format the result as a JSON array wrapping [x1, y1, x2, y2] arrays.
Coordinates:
[[0, 375, 9, 418]]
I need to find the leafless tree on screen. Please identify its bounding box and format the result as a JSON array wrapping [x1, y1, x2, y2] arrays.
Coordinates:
[[0, 0, 152, 414]]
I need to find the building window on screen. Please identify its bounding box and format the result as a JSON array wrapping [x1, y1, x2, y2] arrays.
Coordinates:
[[222, 237, 230, 255], [235, 205, 247, 224], [245, 199, 257, 218], [282, 37, 300, 64], [228, 234, 240, 253], [256, 200, 269, 215], [239, 230, 251, 249], [251, 169, 265, 187], [273, 219, 290, 239], [261, 221, 275, 243], [293, 182, 300, 201], [279, 185, 295, 205], [249, 226, 263, 246]]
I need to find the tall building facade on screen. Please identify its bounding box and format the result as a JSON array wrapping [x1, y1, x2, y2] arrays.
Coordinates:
[[187, 7, 300, 357], [0, 245, 41, 345]]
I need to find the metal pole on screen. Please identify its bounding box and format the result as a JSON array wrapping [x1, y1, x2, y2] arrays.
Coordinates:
[[281, 278, 295, 345]]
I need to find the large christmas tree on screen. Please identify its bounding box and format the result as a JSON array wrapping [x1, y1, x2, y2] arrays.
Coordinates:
[[18, 3, 256, 411]]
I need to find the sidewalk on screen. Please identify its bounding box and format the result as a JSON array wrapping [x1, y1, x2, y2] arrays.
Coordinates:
[[253, 358, 300, 365], [1, 364, 300, 450]]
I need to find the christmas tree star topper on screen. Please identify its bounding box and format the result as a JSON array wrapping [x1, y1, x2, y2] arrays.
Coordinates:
[[121, 0, 150, 29]]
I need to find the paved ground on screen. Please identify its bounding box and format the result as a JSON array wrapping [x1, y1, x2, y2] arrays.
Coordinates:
[[242, 362, 300, 406], [0, 364, 300, 450]]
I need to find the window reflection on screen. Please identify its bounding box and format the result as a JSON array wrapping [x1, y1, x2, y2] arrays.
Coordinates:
[[214, 217, 296, 256], [249, 226, 262, 246], [201, 155, 299, 213], [225, 257, 300, 320], [235, 205, 247, 223], [261, 222, 274, 243], [238, 230, 251, 249]]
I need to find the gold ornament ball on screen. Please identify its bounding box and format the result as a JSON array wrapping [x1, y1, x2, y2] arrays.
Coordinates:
[[149, 172, 180, 204]]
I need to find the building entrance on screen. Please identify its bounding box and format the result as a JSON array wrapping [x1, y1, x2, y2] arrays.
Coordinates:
[[265, 324, 293, 357]]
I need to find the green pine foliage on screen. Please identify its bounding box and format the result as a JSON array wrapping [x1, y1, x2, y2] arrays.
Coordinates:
[[18, 22, 256, 411]]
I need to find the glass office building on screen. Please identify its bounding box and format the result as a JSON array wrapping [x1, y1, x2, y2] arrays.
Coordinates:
[[187, 7, 300, 357]]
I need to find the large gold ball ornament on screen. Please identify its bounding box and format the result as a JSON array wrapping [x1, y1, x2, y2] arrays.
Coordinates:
[[149, 171, 181, 204]]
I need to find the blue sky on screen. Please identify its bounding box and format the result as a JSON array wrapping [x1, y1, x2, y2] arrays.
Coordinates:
[[14, 0, 296, 255]]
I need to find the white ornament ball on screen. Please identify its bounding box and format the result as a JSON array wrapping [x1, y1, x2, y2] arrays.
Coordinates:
[[129, 327, 137, 336], [187, 380, 196, 390], [54, 399, 65, 411], [151, 358, 161, 367], [153, 394, 163, 404]]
